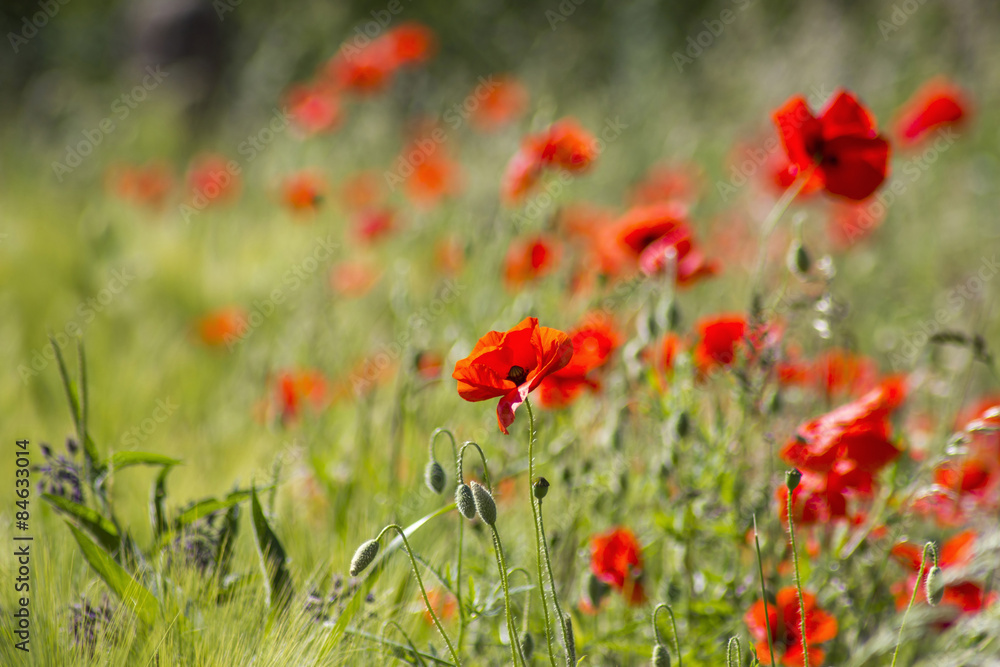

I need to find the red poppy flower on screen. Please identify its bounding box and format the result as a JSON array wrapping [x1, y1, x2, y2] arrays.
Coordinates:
[[196, 307, 247, 347], [471, 75, 529, 131], [773, 89, 890, 200], [781, 377, 907, 474], [894, 78, 969, 147], [590, 527, 645, 605], [691, 314, 776, 373], [501, 118, 597, 204], [809, 348, 879, 398], [452, 317, 573, 434], [421, 587, 457, 625], [186, 154, 241, 206], [329, 261, 380, 298], [339, 171, 384, 212], [273, 369, 328, 424], [325, 41, 396, 95], [614, 203, 718, 286], [778, 462, 874, 526], [404, 149, 462, 207], [387, 23, 436, 66], [500, 146, 544, 205], [503, 235, 561, 288], [353, 207, 396, 243], [745, 587, 838, 666], [285, 84, 342, 136], [536, 313, 620, 408], [107, 162, 173, 209], [281, 171, 327, 214], [629, 163, 702, 207], [415, 350, 444, 381]]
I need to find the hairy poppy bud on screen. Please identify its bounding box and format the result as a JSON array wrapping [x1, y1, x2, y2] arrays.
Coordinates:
[[520, 632, 534, 661], [350, 538, 380, 576], [424, 460, 446, 494], [456, 483, 476, 520], [653, 643, 671, 667], [471, 481, 496, 526], [785, 468, 802, 493], [925, 565, 944, 606], [533, 476, 550, 500]]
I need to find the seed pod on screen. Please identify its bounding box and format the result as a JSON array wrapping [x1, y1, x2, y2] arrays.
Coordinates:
[[520, 632, 534, 661], [533, 476, 550, 500], [785, 468, 802, 493], [925, 565, 944, 606], [652, 643, 671, 667], [471, 481, 496, 526], [456, 483, 477, 520], [424, 460, 446, 495], [350, 538, 380, 576]]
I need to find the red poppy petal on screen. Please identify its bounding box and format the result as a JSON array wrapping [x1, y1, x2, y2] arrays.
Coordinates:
[[821, 135, 890, 200]]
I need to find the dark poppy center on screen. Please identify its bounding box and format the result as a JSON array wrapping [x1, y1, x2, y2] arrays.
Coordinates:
[[506, 365, 527, 384]]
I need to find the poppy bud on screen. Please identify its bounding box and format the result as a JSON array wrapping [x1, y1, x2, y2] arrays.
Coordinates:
[[471, 481, 496, 526], [667, 301, 681, 331], [350, 538, 380, 576], [456, 483, 476, 520], [652, 644, 671, 667], [787, 241, 811, 276], [533, 476, 550, 500], [424, 460, 446, 495], [925, 565, 944, 606], [675, 411, 690, 439], [520, 632, 534, 661], [785, 468, 802, 493]]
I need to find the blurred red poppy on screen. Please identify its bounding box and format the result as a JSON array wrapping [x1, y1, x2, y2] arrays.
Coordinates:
[[330, 261, 381, 298], [773, 89, 890, 200], [536, 313, 620, 408], [421, 588, 457, 625], [415, 350, 444, 381], [196, 307, 247, 347], [281, 171, 327, 214], [629, 163, 702, 207], [894, 77, 969, 147], [107, 162, 173, 209], [324, 22, 435, 96], [186, 154, 241, 206], [590, 527, 645, 605], [614, 202, 717, 286], [452, 317, 573, 434], [273, 369, 328, 425], [339, 171, 385, 212], [286, 84, 342, 136], [471, 75, 529, 130], [353, 207, 396, 243], [503, 235, 561, 288], [404, 148, 462, 207], [501, 118, 597, 204], [745, 587, 838, 666], [692, 314, 777, 373]]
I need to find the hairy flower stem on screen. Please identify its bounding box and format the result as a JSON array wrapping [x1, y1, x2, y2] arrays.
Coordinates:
[[752, 515, 777, 667], [652, 603, 683, 667], [890, 543, 936, 667], [490, 526, 526, 666], [431, 428, 464, 649], [525, 398, 558, 666], [537, 498, 575, 664], [376, 524, 461, 666], [785, 493, 809, 667]]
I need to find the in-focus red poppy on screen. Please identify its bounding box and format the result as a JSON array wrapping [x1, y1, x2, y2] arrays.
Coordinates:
[[285, 84, 342, 136], [536, 313, 620, 408], [273, 369, 328, 425], [106, 162, 173, 209], [329, 261, 381, 298], [281, 171, 327, 214], [745, 587, 838, 666], [773, 89, 890, 200], [827, 201, 883, 249], [353, 208, 396, 243], [186, 154, 241, 207], [452, 317, 573, 434], [614, 202, 718, 286], [894, 77, 969, 147], [781, 376, 907, 474], [503, 235, 561, 288], [196, 307, 248, 348], [589, 527, 645, 605], [501, 118, 597, 204], [629, 163, 702, 207], [471, 75, 529, 131]]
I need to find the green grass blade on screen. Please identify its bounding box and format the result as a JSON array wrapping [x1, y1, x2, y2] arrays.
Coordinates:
[[43, 493, 121, 554], [250, 484, 293, 609]]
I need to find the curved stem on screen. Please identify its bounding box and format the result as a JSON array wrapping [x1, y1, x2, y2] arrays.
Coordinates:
[[752, 515, 777, 667], [525, 398, 558, 666], [538, 497, 575, 664], [457, 441, 492, 491], [376, 524, 461, 666], [491, 525, 525, 666], [786, 492, 809, 667], [890, 543, 936, 667], [652, 603, 682, 667], [431, 429, 464, 651], [430, 427, 458, 466]]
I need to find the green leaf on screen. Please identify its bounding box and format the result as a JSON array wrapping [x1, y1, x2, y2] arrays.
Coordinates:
[[66, 522, 158, 625], [215, 503, 240, 577], [150, 467, 171, 537], [43, 494, 120, 554], [174, 490, 253, 527], [250, 485, 293, 609], [108, 451, 181, 472]]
